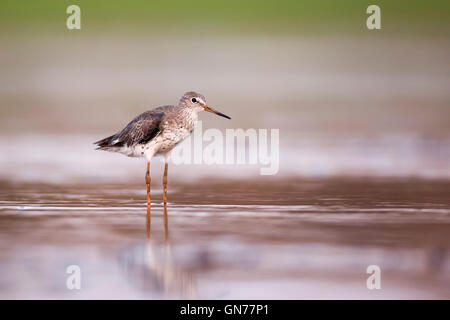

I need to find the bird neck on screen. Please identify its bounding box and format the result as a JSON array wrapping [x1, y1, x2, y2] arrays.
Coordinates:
[[179, 106, 200, 126]]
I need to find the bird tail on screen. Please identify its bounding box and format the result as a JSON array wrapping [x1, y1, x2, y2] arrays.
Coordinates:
[[94, 134, 121, 150]]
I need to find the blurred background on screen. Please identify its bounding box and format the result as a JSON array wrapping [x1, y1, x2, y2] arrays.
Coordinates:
[[0, 1, 449, 299], [0, 0, 449, 181]]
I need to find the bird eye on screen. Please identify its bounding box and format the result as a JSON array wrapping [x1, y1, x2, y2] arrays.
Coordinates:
[[191, 98, 197, 103]]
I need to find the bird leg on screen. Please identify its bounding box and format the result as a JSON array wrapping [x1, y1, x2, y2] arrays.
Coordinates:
[[145, 161, 151, 238], [163, 160, 169, 242]]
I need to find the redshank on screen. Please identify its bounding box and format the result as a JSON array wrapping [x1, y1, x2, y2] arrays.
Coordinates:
[[94, 92, 231, 233]]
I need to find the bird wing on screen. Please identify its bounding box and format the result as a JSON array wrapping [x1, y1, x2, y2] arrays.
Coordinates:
[[113, 111, 165, 147]]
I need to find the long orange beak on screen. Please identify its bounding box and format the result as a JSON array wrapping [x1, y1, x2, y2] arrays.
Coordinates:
[[204, 105, 231, 119]]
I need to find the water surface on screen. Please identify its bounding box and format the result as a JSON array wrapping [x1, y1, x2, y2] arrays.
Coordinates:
[[1, 178, 449, 299]]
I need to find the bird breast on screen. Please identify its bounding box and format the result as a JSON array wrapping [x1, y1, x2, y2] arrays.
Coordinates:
[[158, 112, 197, 151]]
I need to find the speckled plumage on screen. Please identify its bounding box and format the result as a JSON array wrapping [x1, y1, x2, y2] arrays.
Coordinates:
[[95, 91, 230, 227], [94, 92, 230, 161]]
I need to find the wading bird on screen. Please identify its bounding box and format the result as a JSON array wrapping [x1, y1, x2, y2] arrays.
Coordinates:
[[94, 92, 231, 233]]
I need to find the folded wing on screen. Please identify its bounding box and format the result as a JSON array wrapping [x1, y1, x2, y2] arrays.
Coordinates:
[[94, 111, 165, 150]]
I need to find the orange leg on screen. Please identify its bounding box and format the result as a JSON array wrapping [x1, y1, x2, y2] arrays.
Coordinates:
[[163, 160, 169, 242], [145, 161, 151, 238]]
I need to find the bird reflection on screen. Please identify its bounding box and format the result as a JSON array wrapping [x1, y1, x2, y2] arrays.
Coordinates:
[[142, 204, 195, 298], [146, 196, 169, 242]]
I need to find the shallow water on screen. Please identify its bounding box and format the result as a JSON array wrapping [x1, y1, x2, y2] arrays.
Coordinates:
[[0, 34, 449, 299], [0, 178, 449, 299]]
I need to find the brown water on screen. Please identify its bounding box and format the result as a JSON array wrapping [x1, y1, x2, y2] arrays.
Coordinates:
[[0, 34, 449, 299], [1, 178, 449, 299]]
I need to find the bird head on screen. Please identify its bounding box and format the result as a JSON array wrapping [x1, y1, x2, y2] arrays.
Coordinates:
[[179, 91, 231, 119]]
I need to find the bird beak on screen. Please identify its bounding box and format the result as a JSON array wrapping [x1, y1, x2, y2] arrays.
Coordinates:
[[204, 105, 231, 119]]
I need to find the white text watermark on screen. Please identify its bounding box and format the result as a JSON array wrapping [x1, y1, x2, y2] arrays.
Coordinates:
[[171, 121, 280, 175]]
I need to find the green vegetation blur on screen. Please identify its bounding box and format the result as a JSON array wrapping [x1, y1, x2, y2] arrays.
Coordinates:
[[0, 0, 449, 35]]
